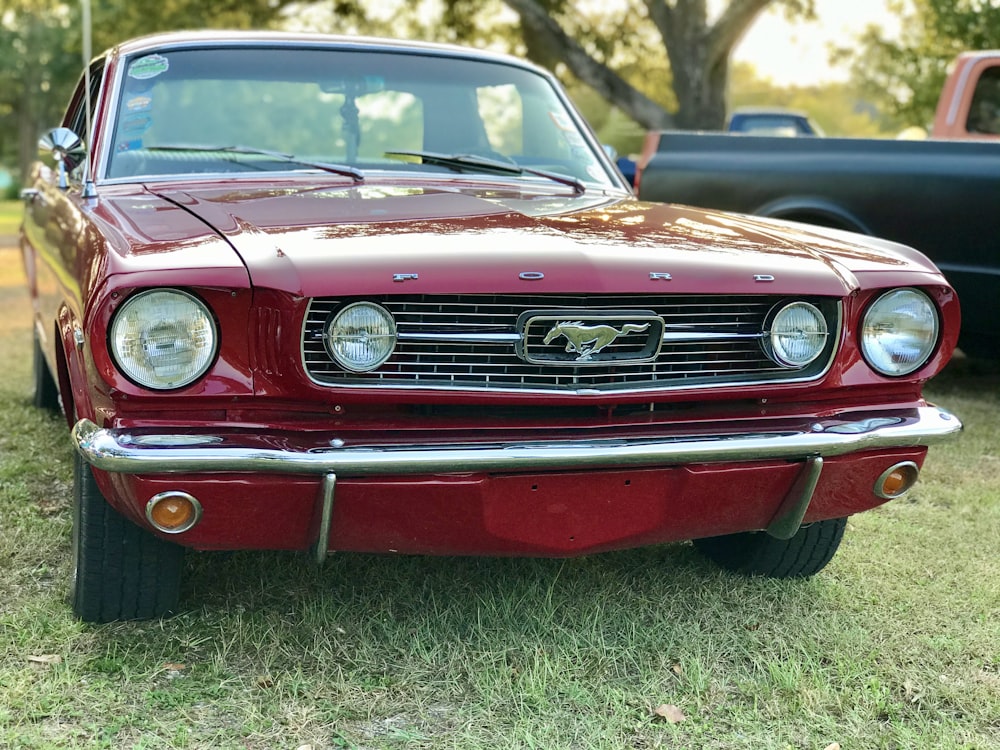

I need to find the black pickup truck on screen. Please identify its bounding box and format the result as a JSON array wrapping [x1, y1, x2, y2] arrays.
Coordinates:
[[635, 131, 1000, 360]]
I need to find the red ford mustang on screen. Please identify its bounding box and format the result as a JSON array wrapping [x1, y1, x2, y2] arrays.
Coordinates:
[[21, 31, 961, 622]]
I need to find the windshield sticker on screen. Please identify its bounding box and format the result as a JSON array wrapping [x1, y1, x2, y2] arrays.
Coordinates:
[[125, 95, 152, 113], [117, 138, 143, 153], [548, 111, 575, 131], [122, 114, 152, 134], [128, 54, 169, 80]]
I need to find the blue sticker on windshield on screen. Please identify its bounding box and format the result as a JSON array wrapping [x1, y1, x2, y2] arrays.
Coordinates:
[[128, 54, 169, 80]]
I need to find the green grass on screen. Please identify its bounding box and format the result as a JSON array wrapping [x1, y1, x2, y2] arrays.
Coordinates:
[[1, 246, 997, 749], [0, 200, 22, 237]]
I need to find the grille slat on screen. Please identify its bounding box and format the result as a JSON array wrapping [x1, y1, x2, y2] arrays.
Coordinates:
[[302, 294, 838, 392]]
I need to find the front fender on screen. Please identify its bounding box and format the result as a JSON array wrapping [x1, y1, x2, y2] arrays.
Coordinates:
[[56, 304, 90, 428]]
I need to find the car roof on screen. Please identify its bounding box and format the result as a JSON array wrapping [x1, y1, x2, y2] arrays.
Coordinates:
[[729, 106, 811, 118], [108, 29, 537, 71]]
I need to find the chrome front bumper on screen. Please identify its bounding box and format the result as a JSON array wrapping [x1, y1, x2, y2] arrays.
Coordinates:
[[73, 405, 961, 477]]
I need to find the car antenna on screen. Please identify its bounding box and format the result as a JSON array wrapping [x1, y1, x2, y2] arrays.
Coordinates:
[[81, 0, 97, 199]]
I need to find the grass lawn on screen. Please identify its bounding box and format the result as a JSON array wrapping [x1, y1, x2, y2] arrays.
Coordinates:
[[0, 244, 997, 749]]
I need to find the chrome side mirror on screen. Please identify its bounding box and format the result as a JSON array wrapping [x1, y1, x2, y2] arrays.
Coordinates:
[[39, 127, 86, 190]]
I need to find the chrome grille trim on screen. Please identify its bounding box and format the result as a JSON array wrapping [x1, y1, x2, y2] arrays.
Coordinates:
[[302, 294, 841, 393], [398, 332, 524, 344]]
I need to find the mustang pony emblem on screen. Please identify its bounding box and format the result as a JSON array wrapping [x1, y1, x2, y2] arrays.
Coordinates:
[[542, 321, 651, 361]]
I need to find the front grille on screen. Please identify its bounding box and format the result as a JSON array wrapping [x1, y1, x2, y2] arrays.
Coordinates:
[[302, 294, 839, 392]]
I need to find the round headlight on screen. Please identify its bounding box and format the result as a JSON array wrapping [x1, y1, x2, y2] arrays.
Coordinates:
[[767, 301, 829, 367], [861, 288, 938, 376], [109, 289, 217, 390], [325, 302, 396, 372]]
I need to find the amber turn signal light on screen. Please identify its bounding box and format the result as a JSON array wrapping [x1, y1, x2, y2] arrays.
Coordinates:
[[874, 461, 919, 499], [146, 491, 202, 534]]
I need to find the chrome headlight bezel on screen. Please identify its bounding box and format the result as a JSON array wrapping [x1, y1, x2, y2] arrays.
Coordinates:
[[861, 288, 940, 377], [324, 302, 397, 372], [108, 289, 218, 390], [764, 300, 829, 368]]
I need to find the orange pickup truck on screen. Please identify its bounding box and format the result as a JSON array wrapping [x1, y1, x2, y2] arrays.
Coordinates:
[[932, 50, 1000, 139]]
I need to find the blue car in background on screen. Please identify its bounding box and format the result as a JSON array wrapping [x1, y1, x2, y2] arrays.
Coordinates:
[[726, 107, 822, 136]]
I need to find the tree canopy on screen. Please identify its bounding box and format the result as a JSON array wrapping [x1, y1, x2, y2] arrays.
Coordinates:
[[0, 0, 296, 177], [0, 0, 823, 179], [5, 0, 981, 183], [839, 0, 1000, 130]]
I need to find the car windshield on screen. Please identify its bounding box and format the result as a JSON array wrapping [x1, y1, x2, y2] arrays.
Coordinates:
[[106, 46, 616, 188]]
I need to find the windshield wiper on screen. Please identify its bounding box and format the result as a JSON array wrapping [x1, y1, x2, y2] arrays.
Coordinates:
[[383, 150, 585, 194], [142, 144, 364, 182]]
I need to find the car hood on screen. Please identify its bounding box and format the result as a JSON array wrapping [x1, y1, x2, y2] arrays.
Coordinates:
[[106, 181, 942, 297]]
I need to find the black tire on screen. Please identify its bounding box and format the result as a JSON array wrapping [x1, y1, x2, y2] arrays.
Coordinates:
[[32, 334, 61, 412], [693, 517, 847, 578], [71, 453, 185, 622]]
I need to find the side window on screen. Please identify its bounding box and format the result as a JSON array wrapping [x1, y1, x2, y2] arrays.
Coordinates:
[[66, 60, 105, 139], [59, 60, 105, 181], [966, 66, 1000, 135]]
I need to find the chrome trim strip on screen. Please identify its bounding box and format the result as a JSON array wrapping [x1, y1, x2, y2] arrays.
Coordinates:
[[396, 330, 765, 345], [661, 331, 765, 343], [397, 332, 524, 344], [299, 377, 816, 397], [73, 406, 960, 477]]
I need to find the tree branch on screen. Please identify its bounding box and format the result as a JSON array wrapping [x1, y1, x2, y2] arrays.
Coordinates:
[[642, 0, 672, 47], [502, 0, 674, 129], [707, 0, 777, 64]]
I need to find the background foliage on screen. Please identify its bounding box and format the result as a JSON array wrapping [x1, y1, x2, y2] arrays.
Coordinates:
[[836, 0, 1000, 131], [0, 0, 297, 178], [3, 1, 1000, 181], [0, 0, 891, 182]]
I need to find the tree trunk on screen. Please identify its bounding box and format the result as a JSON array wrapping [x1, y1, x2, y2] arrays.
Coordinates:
[[503, 0, 785, 131], [503, 0, 676, 130]]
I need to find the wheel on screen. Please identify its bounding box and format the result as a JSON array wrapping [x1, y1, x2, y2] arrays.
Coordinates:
[[71, 453, 185, 622], [693, 517, 847, 578], [32, 334, 61, 412]]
